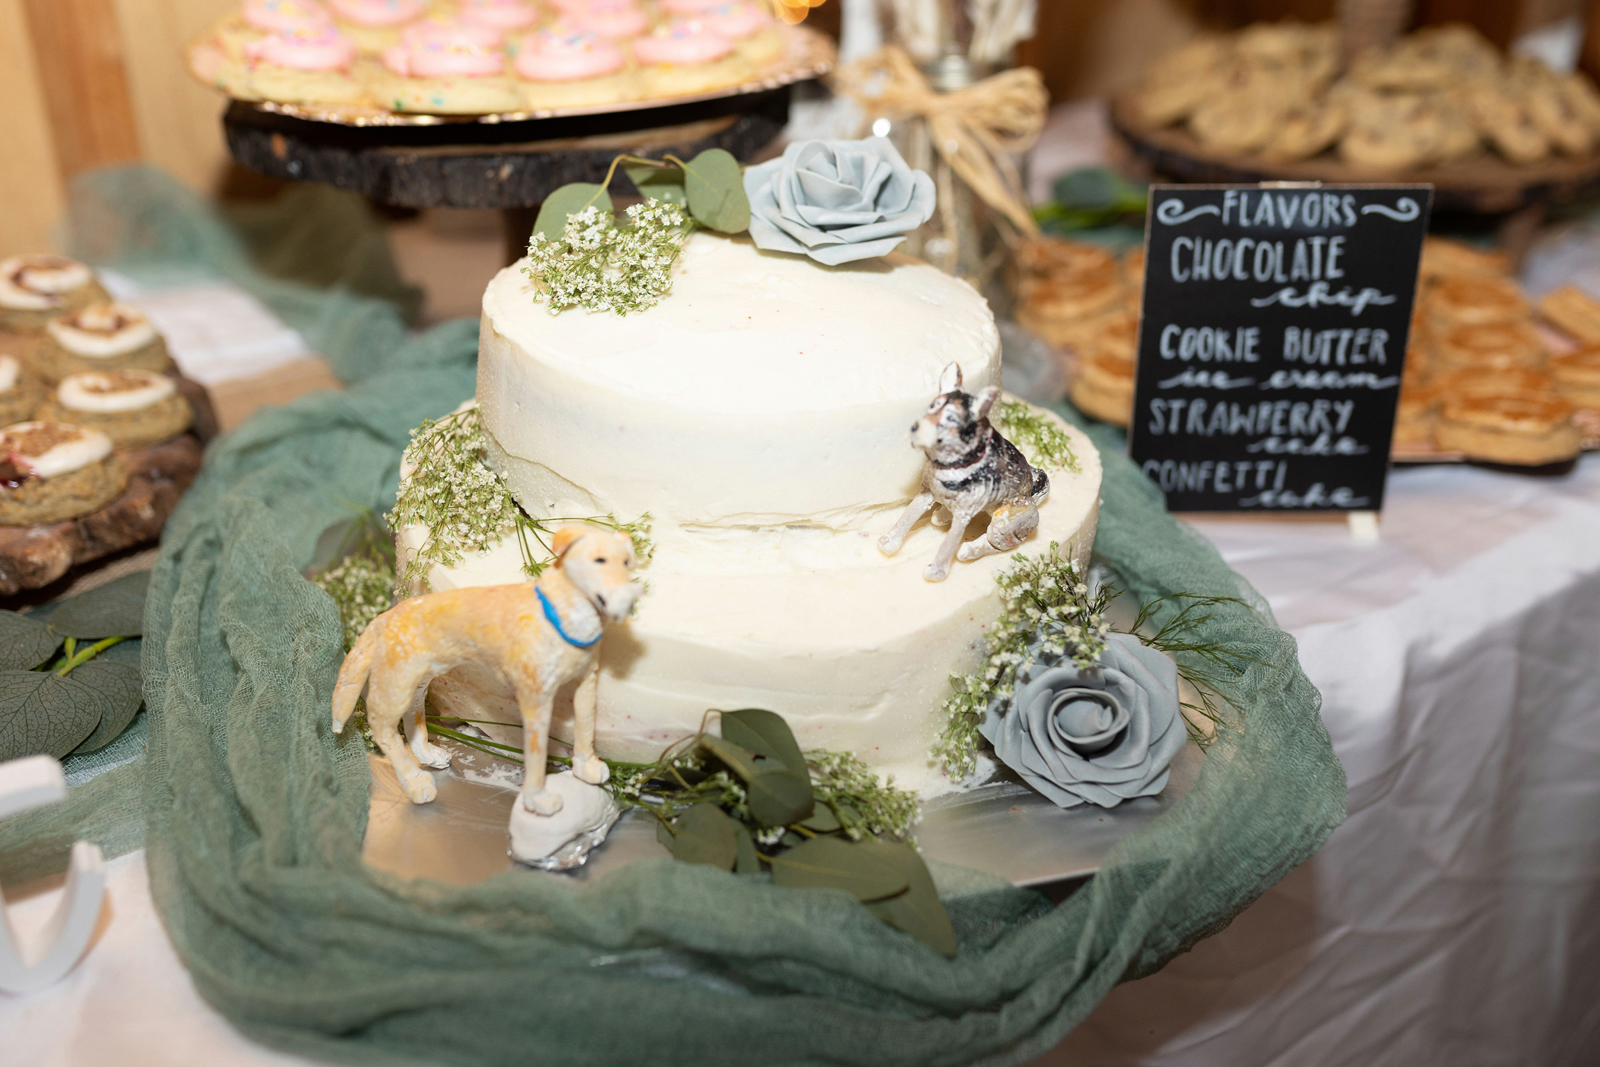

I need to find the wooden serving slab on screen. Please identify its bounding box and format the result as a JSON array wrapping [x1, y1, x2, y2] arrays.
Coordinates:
[[1109, 93, 1600, 215], [0, 377, 216, 597]]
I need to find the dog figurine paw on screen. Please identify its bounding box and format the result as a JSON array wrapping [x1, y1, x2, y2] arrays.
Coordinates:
[[880, 363, 1049, 582], [332, 525, 641, 814]]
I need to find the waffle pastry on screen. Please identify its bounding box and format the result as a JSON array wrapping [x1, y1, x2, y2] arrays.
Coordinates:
[[1068, 350, 1136, 427], [1433, 320, 1544, 371], [1435, 393, 1580, 465], [1549, 346, 1600, 410], [1536, 285, 1600, 344]]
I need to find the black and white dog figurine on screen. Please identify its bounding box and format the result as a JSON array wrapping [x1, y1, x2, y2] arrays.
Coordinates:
[[879, 363, 1049, 582]]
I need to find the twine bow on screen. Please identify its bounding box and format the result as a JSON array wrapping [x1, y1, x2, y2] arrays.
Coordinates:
[[834, 45, 1047, 236]]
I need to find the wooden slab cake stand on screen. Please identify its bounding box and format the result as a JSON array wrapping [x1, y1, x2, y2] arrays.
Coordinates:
[[219, 27, 836, 262], [0, 376, 217, 599]]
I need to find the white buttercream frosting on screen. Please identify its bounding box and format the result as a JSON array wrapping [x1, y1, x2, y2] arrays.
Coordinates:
[[47, 303, 158, 358], [57, 370, 175, 413], [0, 356, 18, 394], [0, 256, 93, 310], [0, 421, 113, 478], [407, 408, 1101, 791], [478, 232, 1001, 529]]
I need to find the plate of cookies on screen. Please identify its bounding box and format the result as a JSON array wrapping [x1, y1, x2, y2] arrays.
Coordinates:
[[185, 0, 835, 125], [1014, 234, 1599, 473], [0, 255, 214, 596], [1113, 22, 1600, 212]]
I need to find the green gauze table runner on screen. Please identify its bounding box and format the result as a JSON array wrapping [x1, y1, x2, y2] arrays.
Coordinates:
[[9, 167, 1346, 1067]]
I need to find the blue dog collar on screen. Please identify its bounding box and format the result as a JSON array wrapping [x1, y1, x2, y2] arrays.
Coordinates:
[[536, 586, 602, 648]]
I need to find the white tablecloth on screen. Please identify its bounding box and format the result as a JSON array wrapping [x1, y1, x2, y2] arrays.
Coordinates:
[[5, 455, 1598, 1067], [1040, 456, 1600, 1067]]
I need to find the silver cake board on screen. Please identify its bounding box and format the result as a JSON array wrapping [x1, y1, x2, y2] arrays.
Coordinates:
[[361, 741, 1204, 890]]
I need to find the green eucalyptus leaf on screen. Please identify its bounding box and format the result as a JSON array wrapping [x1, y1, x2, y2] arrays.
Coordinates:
[[719, 708, 805, 775], [682, 149, 750, 233], [799, 804, 841, 833], [533, 183, 615, 242], [0, 670, 105, 760], [699, 734, 760, 780], [748, 768, 814, 827], [68, 661, 143, 754], [0, 611, 62, 670], [670, 801, 738, 870], [768, 836, 908, 902], [733, 824, 761, 875], [624, 162, 687, 206], [862, 841, 958, 957], [47, 571, 150, 638]]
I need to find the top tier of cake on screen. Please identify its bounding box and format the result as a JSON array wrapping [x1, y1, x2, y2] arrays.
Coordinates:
[[477, 233, 999, 529]]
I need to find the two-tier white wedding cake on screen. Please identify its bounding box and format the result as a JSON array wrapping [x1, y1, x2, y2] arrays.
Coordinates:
[[400, 232, 1102, 788]]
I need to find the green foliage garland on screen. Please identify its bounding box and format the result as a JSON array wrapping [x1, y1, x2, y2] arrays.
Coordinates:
[[523, 149, 751, 316], [386, 405, 652, 595]]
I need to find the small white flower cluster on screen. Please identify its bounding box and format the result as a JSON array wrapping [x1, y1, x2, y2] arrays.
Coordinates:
[[995, 400, 1081, 473], [388, 407, 520, 594], [934, 545, 1111, 778], [312, 550, 395, 652], [523, 200, 691, 316], [807, 750, 921, 841]]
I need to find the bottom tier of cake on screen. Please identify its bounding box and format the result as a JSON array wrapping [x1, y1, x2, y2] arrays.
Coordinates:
[[400, 410, 1101, 791]]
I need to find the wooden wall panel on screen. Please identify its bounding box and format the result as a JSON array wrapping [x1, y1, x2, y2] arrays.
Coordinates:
[[22, 0, 143, 176], [0, 0, 67, 256], [111, 0, 237, 193]]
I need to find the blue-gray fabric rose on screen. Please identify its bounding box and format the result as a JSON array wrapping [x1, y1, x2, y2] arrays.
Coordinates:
[[979, 633, 1186, 809], [741, 137, 936, 266]]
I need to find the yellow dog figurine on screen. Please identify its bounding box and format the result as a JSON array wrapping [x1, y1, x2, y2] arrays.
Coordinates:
[[332, 525, 641, 816]]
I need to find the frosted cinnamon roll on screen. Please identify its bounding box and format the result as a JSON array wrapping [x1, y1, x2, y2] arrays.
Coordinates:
[[0, 256, 110, 335], [36, 369, 193, 449], [0, 420, 127, 526], [34, 302, 173, 382]]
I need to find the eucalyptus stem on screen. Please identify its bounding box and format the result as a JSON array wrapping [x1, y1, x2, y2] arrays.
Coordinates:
[[55, 635, 127, 676]]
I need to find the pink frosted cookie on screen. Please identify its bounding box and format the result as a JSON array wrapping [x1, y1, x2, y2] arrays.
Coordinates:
[[243, 0, 334, 30], [632, 20, 734, 65], [514, 29, 625, 80], [568, 0, 648, 40], [633, 19, 752, 97], [245, 24, 358, 69], [330, 0, 426, 50], [459, 0, 539, 31], [399, 15, 506, 48], [698, 1, 772, 39], [330, 0, 423, 25], [514, 26, 638, 108], [377, 24, 523, 112], [242, 25, 369, 103], [214, 0, 335, 62]]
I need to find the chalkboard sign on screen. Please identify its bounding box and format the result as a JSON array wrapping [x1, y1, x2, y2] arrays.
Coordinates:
[[1128, 183, 1432, 513]]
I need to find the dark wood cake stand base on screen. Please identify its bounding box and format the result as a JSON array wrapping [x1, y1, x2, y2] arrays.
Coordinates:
[[225, 88, 792, 262]]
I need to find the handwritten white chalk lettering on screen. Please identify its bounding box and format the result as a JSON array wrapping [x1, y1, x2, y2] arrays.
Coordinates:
[[1140, 458, 1288, 495], [1221, 190, 1358, 228], [1169, 235, 1346, 284], [1240, 484, 1370, 508], [1157, 368, 1256, 390], [1158, 324, 1261, 362], [1250, 281, 1395, 316], [1146, 397, 1355, 438], [1245, 434, 1368, 455], [1282, 326, 1390, 365], [1259, 369, 1400, 390]]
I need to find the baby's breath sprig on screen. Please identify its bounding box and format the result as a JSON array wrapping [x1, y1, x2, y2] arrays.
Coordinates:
[[523, 200, 692, 316], [933, 545, 1111, 778], [995, 399, 1081, 473], [388, 404, 654, 593]]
